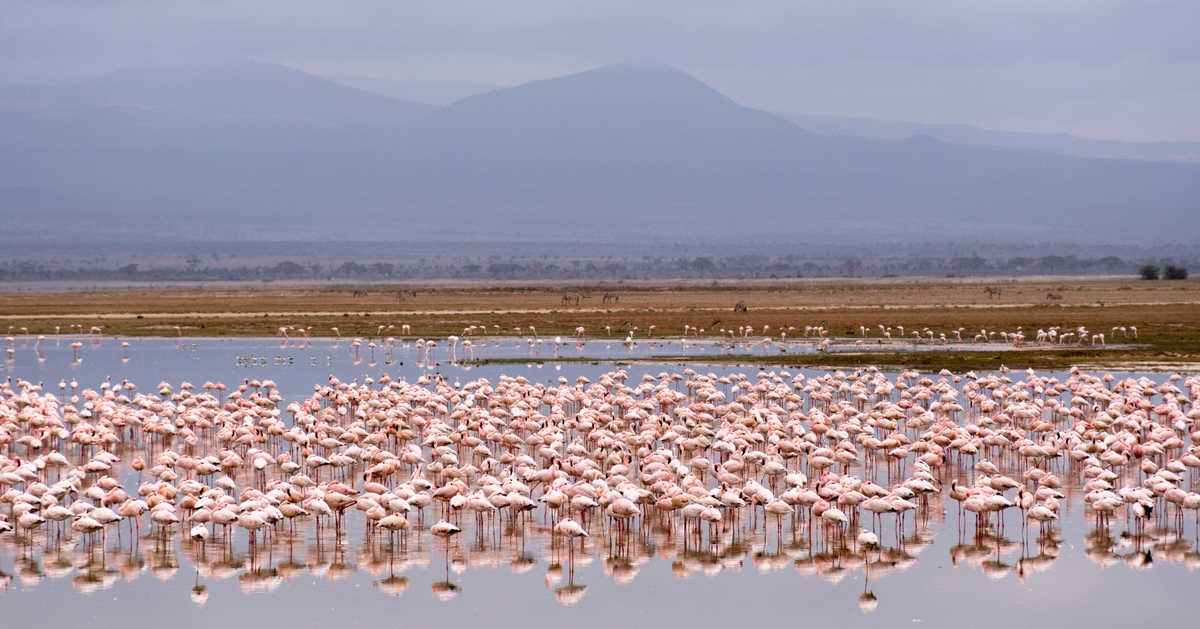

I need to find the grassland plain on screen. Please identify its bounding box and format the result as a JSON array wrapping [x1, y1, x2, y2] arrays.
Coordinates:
[[2, 277, 1198, 370]]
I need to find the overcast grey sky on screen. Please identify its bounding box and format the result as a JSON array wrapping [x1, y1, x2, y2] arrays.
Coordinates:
[[3, 1, 1197, 140]]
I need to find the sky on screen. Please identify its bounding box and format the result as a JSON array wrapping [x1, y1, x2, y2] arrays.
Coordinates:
[[2, 1, 1197, 141]]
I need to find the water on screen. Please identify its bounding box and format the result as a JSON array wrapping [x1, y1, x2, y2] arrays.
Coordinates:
[[0, 335, 1195, 628]]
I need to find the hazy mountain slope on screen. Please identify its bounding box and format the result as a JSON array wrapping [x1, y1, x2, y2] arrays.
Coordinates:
[[0, 61, 433, 123], [782, 112, 1200, 163], [1, 61, 433, 151], [374, 64, 1198, 238], [1, 62, 1197, 242]]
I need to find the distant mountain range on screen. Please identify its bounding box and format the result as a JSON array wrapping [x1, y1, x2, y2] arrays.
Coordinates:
[[779, 113, 1200, 164], [319, 72, 1200, 164], [1, 61, 1196, 242]]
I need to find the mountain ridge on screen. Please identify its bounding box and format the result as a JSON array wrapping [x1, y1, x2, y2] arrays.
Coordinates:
[[1, 61, 1196, 243], [780, 112, 1200, 163]]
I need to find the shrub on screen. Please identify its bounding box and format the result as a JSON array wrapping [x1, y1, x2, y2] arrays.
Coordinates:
[[1164, 265, 1188, 280], [1139, 265, 1160, 280]]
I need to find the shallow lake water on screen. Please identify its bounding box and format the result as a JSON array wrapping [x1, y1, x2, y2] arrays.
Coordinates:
[[0, 335, 1196, 628]]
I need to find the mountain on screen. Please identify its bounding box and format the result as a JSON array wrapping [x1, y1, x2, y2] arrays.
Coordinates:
[[2, 61, 433, 123], [782, 112, 1200, 163], [1, 62, 1197, 243], [386, 62, 822, 231], [0, 62, 434, 230], [1, 61, 433, 150], [409, 62, 807, 154], [379, 63, 1199, 240]]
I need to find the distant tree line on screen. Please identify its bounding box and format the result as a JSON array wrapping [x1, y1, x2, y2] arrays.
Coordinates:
[[1, 253, 1193, 282], [1140, 264, 1189, 280]]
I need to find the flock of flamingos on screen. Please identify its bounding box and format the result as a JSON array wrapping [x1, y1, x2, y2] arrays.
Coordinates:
[[271, 320, 1134, 353], [5, 318, 1136, 367], [0, 326, 1196, 612]]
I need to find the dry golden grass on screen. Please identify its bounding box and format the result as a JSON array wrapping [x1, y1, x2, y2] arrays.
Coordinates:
[[1, 276, 1196, 316]]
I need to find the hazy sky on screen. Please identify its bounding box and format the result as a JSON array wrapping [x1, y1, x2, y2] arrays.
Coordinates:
[[3, 1, 1197, 140]]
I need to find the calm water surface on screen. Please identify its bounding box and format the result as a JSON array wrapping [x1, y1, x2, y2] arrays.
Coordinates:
[[0, 335, 1194, 628]]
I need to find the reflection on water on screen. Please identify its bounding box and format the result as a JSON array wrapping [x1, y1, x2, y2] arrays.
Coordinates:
[[4, 327, 1099, 374], [0, 335, 1197, 628]]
